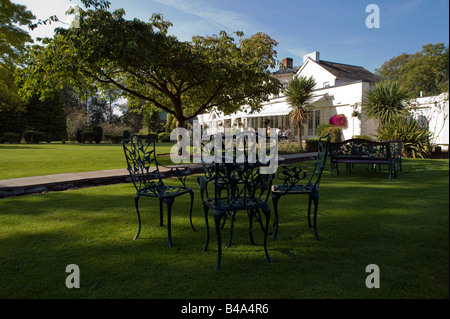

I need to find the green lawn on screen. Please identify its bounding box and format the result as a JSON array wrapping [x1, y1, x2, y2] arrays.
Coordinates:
[[0, 142, 177, 179], [0, 159, 448, 299]]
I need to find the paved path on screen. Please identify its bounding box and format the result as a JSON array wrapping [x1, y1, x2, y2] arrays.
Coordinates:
[[0, 152, 317, 198]]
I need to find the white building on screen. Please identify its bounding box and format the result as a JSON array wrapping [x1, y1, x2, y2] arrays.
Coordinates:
[[197, 51, 379, 141], [197, 51, 449, 148], [408, 92, 449, 151]]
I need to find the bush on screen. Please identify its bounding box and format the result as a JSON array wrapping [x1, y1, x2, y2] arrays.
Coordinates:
[[0, 132, 21, 143], [23, 131, 48, 144], [278, 140, 302, 154], [317, 123, 335, 138], [306, 138, 319, 152], [93, 126, 103, 144], [81, 129, 97, 144], [76, 129, 83, 143], [319, 126, 342, 142], [377, 116, 431, 158], [353, 135, 375, 141], [123, 130, 131, 140], [158, 132, 171, 142]]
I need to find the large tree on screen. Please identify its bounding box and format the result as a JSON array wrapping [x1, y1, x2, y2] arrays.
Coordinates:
[[0, 0, 34, 111], [16, 1, 281, 130], [285, 75, 316, 150], [375, 43, 449, 98]]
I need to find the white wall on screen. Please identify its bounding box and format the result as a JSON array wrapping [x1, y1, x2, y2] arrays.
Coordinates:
[[409, 92, 449, 149], [297, 60, 336, 89]]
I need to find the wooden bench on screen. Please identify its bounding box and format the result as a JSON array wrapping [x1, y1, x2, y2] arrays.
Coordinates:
[[330, 139, 400, 181]]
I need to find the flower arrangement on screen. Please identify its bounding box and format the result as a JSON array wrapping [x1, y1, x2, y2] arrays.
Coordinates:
[[329, 114, 347, 127]]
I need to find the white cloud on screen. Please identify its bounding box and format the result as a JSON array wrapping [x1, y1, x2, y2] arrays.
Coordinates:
[[153, 0, 254, 32]]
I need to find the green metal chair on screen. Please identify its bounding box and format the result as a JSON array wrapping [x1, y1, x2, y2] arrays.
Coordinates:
[[123, 134, 195, 247], [197, 131, 274, 270], [271, 133, 332, 240]]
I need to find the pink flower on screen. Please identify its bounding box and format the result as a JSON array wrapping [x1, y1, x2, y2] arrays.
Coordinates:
[[329, 114, 347, 127]]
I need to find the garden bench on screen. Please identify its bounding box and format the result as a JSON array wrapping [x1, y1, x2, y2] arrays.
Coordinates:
[[330, 138, 399, 181]]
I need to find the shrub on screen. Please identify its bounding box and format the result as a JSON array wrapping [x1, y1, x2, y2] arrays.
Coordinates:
[[93, 126, 103, 144], [0, 132, 21, 143], [158, 132, 171, 142], [81, 129, 97, 144], [123, 130, 131, 140], [320, 126, 342, 142], [317, 123, 335, 137], [23, 131, 48, 144], [353, 135, 375, 141], [377, 115, 431, 158], [306, 138, 319, 152], [278, 140, 302, 154], [76, 129, 83, 143]]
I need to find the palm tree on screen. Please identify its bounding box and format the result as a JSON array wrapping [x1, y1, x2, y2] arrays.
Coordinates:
[[285, 75, 317, 150], [363, 80, 408, 127]]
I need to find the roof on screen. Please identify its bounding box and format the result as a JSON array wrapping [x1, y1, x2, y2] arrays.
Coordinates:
[[271, 68, 297, 76], [317, 60, 379, 83]]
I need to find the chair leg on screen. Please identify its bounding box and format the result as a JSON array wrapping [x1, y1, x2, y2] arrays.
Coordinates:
[[227, 211, 236, 248], [213, 210, 225, 270], [248, 210, 255, 245], [164, 198, 175, 247], [307, 195, 313, 228], [133, 195, 141, 240], [202, 205, 210, 252], [272, 194, 281, 240], [189, 191, 197, 232], [309, 192, 320, 240], [159, 198, 163, 226], [261, 206, 274, 263]]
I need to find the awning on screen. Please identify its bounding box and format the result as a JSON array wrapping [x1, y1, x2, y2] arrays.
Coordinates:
[[218, 94, 328, 120]]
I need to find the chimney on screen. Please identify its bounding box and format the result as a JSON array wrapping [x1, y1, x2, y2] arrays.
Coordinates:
[[303, 51, 320, 63], [282, 57, 293, 69]]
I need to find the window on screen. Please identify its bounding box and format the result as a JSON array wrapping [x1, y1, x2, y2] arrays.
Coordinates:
[[308, 110, 321, 136], [323, 82, 330, 88]]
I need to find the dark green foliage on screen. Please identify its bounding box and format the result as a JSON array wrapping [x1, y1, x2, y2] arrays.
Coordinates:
[[158, 132, 171, 142], [76, 129, 83, 143], [0, 132, 21, 143], [23, 130, 48, 144], [122, 130, 130, 140], [23, 95, 68, 141], [81, 128, 97, 143], [93, 125, 103, 144], [363, 81, 408, 126], [306, 138, 319, 152], [377, 115, 432, 158]]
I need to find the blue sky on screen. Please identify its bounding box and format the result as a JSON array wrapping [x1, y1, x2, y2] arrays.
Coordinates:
[[14, 0, 449, 72]]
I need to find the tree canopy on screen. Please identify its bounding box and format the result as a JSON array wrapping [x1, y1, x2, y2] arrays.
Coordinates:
[[0, 0, 34, 64], [375, 43, 449, 98], [16, 1, 281, 128], [0, 0, 34, 111]]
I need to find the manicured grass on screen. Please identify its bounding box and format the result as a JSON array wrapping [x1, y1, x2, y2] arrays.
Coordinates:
[[0, 159, 448, 299], [0, 142, 177, 179]]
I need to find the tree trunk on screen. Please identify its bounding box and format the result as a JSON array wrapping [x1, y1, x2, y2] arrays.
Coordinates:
[[297, 121, 303, 151]]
